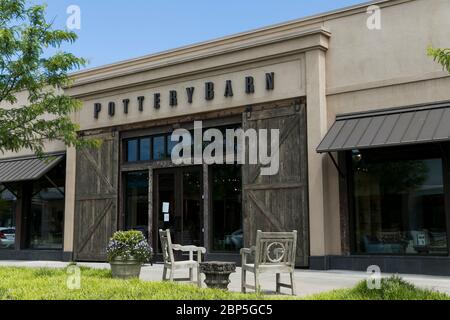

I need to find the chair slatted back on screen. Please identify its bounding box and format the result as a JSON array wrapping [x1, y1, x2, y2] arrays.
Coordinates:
[[159, 229, 175, 264], [254, 230, 297, 268]]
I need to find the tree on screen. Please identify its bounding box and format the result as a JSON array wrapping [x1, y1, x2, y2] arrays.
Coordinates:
[[428, 47, 450, 73], [0, 0, 97, 156]]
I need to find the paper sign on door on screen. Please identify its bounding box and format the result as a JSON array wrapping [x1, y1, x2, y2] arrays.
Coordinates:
[[163, 202, 170, 222]]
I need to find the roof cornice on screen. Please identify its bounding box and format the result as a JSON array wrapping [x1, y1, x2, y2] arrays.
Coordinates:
[[70, 27, 330, 89]]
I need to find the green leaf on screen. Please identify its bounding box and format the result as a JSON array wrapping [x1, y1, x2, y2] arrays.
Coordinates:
[[0, 0, 93, 155], [428, 46, 450, 73]]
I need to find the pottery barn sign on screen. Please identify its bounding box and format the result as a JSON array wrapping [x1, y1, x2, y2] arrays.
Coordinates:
[[93, 73, 275, 119]]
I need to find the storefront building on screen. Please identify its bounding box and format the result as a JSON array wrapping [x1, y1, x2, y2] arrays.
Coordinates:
[[1, 0, 450, 275]]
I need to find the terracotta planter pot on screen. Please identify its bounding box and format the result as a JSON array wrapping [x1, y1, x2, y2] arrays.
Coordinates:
[[110, 256, 142, 279]]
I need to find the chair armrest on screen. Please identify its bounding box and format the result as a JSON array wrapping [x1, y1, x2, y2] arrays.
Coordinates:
[[240, 247, 255, 265], [240, 247, 255, 256], [173, 244, 206, 254]]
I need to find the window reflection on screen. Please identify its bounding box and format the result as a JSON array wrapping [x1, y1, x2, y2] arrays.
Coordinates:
[[211, 165, 242, 252], [127, 139, 138, 162], [352, 150, 448, 256], [0, 184, 17, 250], [125, 124, 241, 164], [167, 134, 179, 158], [153, 136, 166, 160], [28, 162, 65, 250], [140, 138, 151, 161], [183, 171, 202, 247], [125, 171, 149, 239]]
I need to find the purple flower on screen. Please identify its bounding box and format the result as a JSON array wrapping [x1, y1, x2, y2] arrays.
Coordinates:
[[107, 231, 153, 263]]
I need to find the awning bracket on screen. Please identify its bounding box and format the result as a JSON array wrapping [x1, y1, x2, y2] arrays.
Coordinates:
[[2, 183, 19, 198], [44, 175, 65, 197], [328, 153, 345, 179]]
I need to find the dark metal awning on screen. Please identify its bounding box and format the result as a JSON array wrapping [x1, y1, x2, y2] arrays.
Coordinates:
[[317, 102, 450, 153], [0, 154, 65, 183]]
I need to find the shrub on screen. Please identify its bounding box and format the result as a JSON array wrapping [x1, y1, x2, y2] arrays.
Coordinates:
[[107, 230, 153, 264], [350, 275, 449, 300], [308, 276, 449, 300]]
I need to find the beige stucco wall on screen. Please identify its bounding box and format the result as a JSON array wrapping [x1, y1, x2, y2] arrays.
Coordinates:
[[325, 0, 449, 93]]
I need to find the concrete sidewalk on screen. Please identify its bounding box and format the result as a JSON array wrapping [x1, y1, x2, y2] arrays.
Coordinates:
[[1, 260, 450, 297]]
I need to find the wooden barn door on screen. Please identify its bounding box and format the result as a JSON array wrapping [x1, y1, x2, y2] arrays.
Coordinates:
[[242, 99, 309, 267], [74, 132, 119, 261]]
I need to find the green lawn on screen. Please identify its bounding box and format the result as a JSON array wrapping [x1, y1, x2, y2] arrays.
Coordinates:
[[0, 267, 262, 300], [0, 267, 447, 300]]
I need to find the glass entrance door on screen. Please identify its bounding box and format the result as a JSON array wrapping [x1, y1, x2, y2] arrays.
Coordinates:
[[156, 172, 178, 244], [182, 169, 203, 247], [124, 171, 149, 239], [154, 167, 203, 252]]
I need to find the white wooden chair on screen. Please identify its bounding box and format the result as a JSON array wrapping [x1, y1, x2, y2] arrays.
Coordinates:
[[241, 230, 297, 295], [159, 229, 206, 288]]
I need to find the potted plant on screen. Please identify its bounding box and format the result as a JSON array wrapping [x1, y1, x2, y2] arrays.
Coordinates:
[[107, 230, 153, 279]]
